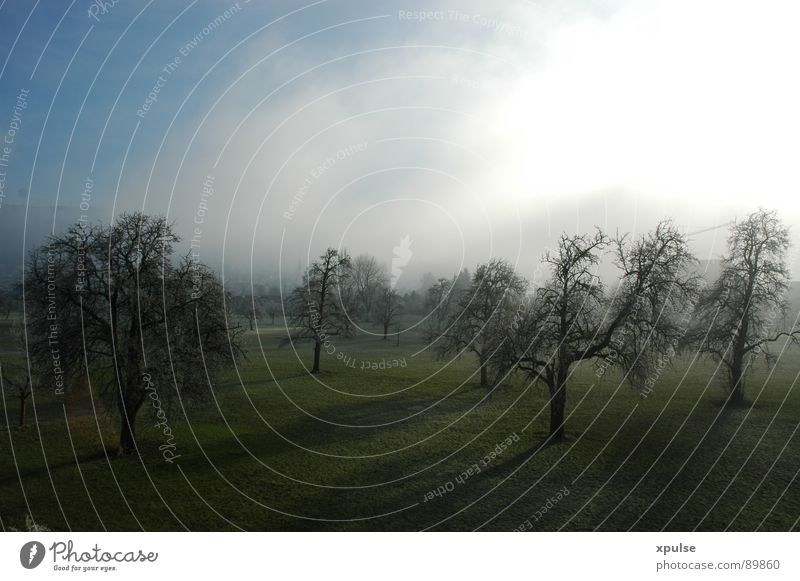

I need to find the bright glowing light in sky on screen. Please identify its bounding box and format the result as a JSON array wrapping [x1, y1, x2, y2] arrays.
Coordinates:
[[485, 0, 800, 213]]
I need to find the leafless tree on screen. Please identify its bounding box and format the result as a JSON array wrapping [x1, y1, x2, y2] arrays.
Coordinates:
[[286, 248, 351, 373], [505, 221, 698, 440], [375, 284, 402, 339], [265, 299, 282, 326], [351, 254, 384, 319], [428, 259, 527, 387], [690, 209, 799, 404], [230, 293, 263, 331], [23, 212, 243, 454], [0, 360, 32, 428], [0, 323, 34, 428], [425, 277, 454, 321], [454, 268, 472, 291]]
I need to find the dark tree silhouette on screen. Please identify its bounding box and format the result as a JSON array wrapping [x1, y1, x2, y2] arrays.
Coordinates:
[[425, 277, 456, 324], [265, 299, 281, 326], [375, 284, 401, 340], [287, 248, 351, 373], [0, 361, 32, 428], [229, 294, 262, 331], [23, 212, 243, 454], [690, 209, 799, 404], [351, 254, 384, 319], [504, 221, 698, 440], [428, 259, 527, 387]]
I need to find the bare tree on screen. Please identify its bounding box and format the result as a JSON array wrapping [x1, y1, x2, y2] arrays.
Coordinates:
[[419, 272, 437, 294], [230, 294, 283, 329], [0, 323, 34, 428], [506, 221, 697, 440], [230, 293, 263, 331], [453, 268, 472, 293], [425, 277, 454, 320], [690, 209, 799, 404], [429, 259, 527, 387], [287, 248, 351, 373], [375, 284, 401, 339], [265, 299, 282, 326], [23, 212, 243, 454], [351, 254, 384, 319], [0, 361, 32, 428]]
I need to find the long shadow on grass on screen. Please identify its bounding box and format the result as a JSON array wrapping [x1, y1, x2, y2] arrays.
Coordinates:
[[0, 447, 111, 488]]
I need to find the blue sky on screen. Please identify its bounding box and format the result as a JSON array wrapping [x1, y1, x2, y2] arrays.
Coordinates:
[[0, 1, 409, 208]]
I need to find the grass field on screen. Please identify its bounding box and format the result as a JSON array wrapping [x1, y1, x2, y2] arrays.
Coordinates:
[[2, 316, 799, 531]]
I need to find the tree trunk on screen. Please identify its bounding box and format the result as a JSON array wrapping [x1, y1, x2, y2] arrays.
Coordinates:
[[18, 395, 27, 428], [383, 323, 389, 340], [249, 314, 254, 331], [729, 331, 747, 404], [548, 363, 569, 441], [480, 364, 489, 388], [312, 340, 321, 374], [118, 396, 142, 455], [730, 354, 745, 404]]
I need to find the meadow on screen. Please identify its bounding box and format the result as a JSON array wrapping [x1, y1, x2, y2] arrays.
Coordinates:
[[1, 316, 799, 531]]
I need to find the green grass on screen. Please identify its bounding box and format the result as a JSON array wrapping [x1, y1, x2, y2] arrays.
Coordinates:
[[1, 319, 799, 531]]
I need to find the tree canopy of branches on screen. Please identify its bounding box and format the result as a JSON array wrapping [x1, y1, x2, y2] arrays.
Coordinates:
[[690, 209, 799, 403], [504, 221, 698, 440], [425, 277, 455, 323], [229, 293, 262, 330], [351, 254, 384, 319], [264, 299, 282, 326], [375, 284, 402, 339], [287, 248, 352, 373], [23, 212, 243, 454], [428, 259, 527, 387], [0, 323, 37, 429]]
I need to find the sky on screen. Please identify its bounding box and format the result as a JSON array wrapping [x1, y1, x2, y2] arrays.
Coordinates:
[[1, 0, 800, 288]]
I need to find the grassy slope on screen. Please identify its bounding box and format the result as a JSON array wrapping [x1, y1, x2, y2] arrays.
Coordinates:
[[1, 320, 799, 531]]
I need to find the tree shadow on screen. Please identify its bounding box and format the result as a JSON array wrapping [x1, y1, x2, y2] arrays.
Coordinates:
[[0, 448, 111, 488]]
